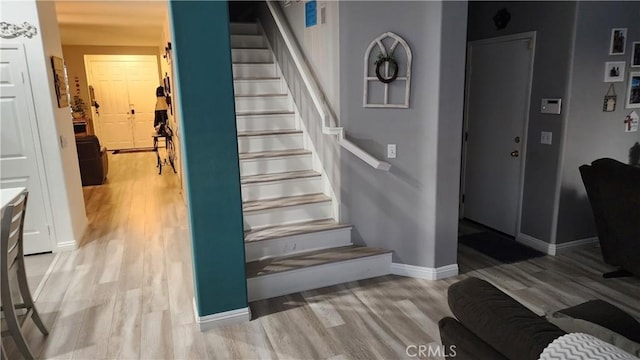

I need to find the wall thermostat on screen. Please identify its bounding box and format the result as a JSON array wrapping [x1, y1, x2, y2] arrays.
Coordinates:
[[541, 98, 562, 114]]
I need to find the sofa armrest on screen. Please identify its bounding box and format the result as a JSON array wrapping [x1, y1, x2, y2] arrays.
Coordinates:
[[448, 278, 565, 360], [439, 317, 508, 360]]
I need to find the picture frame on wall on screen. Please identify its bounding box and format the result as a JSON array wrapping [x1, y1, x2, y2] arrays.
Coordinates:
[[609, 28, 627, 55], [631, 42, 640, 67], [50, 56, 69, 108], [626, 72, 640, 108], [604, 61, 626, 82]]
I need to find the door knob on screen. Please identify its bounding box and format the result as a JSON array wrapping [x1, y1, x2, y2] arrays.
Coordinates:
[[510, 150, 519, 157]]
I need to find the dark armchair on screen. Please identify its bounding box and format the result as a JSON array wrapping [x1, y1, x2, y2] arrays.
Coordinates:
[[75, 135, 108, 186], [579, 158, 640, 277]]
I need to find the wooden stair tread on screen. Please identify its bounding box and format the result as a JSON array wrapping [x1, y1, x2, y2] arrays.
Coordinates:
[[233, 61, 274, 65], [243, 193, 330, 212], [241, 170, 319, 184], [235, 110, 294, 117], [244, 219, 350, 243], [235, 93, 287, 98], [246, 245, 391, 278], [239, 149, 310, 160], [234, 77, 280, 81], [238, 129, 301, 137]]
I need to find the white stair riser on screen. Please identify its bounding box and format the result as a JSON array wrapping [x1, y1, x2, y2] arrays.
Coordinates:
[[236, 114, 296, 132], [231, 34, 266, 48], [235, 96, 291, 113], [244, 202, 332, 229], [232, 49, 272, 63], [233, 64, 276, 78], [244, 228, 353, 262], [247, 253, 392, 301], [234, 79, 283, 96], [230, 23, 259, 35], [238, 133, 303, 153], [242, 176, 323, 202]]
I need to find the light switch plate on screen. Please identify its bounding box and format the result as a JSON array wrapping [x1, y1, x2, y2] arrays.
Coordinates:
[[540, 131, 552, 145], [387, 144, 397, 159]]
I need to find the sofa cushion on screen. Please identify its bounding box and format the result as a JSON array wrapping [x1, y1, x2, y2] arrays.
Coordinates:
[[556, 300, 640, 343], [448, 278, 566, 360]]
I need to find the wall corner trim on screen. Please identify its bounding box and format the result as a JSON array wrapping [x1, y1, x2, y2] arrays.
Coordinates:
[[192, 299, 251, 332], [390, 263, 459, 280], [517, 233, 599, 256]]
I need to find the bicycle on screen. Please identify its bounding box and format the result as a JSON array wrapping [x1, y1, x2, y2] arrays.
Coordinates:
[[153, 124, 177, 175]]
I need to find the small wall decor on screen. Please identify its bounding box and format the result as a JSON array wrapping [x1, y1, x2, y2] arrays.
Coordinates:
[[50, 56, 68, 108], [624, 111, 638, 132], [609, 28, 627, 55], [626, 71, 640, 108], [363, 32, 412, 108], [163, 42, 172, 64], [0, 21, 37, 39], [604, 61, 625, 82], [493, 8, 511, 30], [603, 84, 617, 112], [631, 42, 640, 67]]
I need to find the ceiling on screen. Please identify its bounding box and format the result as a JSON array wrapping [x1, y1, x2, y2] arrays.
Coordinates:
[[55, 0, 168, 47]]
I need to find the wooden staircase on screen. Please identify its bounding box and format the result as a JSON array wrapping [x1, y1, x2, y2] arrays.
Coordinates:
[[231, 22, 391, 302]]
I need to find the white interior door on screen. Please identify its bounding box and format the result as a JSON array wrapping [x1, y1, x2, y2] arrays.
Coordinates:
[[125, 61, 157, 148], [462, 33, 535, 236], [0, 44, 53, 254], [87, 55, 159, 150], [90, 60, 133, 149]]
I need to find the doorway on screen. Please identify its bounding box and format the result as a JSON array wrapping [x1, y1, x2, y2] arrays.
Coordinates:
[[85, 55, 160, 150], [0, 43, 54, 254], [461, 32, 536, 237]]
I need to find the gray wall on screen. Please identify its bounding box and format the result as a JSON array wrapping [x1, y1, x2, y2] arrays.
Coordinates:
[[556, 1, 640, 243], [339, 1, 467, 267], [467, 1, 577, 243]]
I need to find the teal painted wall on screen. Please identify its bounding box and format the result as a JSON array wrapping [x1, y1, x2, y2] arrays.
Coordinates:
[[169, 0, 248, 317]]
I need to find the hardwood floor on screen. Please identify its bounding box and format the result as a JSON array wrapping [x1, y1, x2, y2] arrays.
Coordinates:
[[3, 151, 639, 359]]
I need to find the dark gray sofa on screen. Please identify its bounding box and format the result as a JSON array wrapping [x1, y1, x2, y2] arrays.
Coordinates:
[[579, 158, 640, 277], [439, 278, 640, 360]]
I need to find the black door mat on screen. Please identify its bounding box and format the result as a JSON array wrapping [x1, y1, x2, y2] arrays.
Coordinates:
[[459, 231, 545, 264], [112, 148, 155, 154]]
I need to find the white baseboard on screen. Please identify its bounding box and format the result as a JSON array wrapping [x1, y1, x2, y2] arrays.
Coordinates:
[[554, 237, 599, 254], [55, 240, 77, 253], [516, 233, 553, 255], [390, 263, 459, 280], [517, 234, 600, 256], [193, 299, 251, 332]]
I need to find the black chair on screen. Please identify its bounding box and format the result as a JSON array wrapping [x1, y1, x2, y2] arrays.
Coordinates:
[[1, 192, 49, 359], [579, 158, 640, 278], [75, 135, 108, 186]]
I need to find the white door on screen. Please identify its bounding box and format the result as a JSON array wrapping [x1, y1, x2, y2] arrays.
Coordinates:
[[0, 44, 53, 254], [462, 33, 535, 236], [86, 55, 159, 150]]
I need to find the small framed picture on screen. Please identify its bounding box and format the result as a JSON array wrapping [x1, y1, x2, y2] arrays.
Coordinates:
[[609, 28, 627, 55], [604, 61, 625, 82], [626, 72, 640, 108], [631, 42, 640, 67]]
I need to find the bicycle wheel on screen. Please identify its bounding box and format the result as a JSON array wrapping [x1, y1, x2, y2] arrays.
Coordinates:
[[166, 137, 177, 173]]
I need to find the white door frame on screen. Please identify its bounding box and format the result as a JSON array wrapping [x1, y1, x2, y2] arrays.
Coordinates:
[[460, 31, 536, 239], [84, 54, 159, 147], [0, 42, 56, 252]]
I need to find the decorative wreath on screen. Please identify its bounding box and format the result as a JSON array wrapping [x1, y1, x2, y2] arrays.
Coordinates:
[[374, 53, 398, 84]]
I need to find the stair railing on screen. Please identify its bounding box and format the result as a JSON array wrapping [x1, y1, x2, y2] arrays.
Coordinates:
[[260, 1, 391, 172]]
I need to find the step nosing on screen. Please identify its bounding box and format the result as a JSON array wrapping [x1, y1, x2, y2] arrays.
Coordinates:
[[233, 62, 275, 65], [236, 111, 294, 116], [235, 94, 287, 98], [244, 221, 351, 243], [241, 170, 320, 184], [239, 149, 310, 160], [234, 77, 281, 81], [237, 130, 302, 137]]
